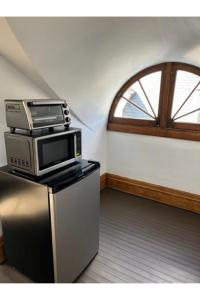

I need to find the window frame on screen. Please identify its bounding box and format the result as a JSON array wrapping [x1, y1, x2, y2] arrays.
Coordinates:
[[107, 62, 200, 142]]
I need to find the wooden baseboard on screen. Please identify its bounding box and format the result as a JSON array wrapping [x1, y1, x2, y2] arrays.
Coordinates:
[[105, 173, 200, 214], [0, 236, 6, 263], [100, 173, 107, 191]]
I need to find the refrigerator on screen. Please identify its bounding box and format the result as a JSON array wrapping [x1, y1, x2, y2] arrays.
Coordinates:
[[0, 159, 100, 283]]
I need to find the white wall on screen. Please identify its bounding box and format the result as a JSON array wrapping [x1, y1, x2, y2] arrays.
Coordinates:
[[73, 118, 107, 173], [108, 131, 200, 194]]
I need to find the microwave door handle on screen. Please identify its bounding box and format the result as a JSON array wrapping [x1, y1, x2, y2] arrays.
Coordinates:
[[74, 133, 77, 158]]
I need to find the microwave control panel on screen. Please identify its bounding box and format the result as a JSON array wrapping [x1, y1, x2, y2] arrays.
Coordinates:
[[4, 134, 33, 172]]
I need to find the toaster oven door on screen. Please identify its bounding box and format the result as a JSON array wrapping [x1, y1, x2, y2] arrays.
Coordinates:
[[28, 104, 65, 128]]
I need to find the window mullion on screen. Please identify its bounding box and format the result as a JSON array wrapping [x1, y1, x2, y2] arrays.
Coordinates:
[[158, 63, 175, 128]]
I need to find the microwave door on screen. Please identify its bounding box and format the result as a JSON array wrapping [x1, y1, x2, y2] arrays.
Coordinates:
[[36, 133, 76, 175]]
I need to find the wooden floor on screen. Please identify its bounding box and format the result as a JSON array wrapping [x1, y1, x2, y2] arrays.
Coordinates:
[[1, 188, 200, 283], [77, 188, 200, 283]]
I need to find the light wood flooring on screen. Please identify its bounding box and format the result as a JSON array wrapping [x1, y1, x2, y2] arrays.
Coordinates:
[[1, 188, 200, 283]]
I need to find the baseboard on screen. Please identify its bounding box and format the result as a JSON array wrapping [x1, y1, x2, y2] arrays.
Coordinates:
[[105, 173, 200, 214], [100, 173, 107, 191], [0, 236, 6, 263]]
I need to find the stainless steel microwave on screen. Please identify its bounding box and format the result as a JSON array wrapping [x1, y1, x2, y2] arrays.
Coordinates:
[[5, 99, 71, 131], [4, 128, 81, 176]]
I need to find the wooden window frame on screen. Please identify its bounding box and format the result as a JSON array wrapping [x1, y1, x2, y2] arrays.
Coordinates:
[[107, 62, 200, 142]]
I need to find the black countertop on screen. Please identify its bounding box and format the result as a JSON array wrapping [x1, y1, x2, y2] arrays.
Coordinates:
[[0, 159, 100, 193]]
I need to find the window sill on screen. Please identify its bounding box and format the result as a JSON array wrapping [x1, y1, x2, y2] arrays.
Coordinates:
[[107, 122, 200, 142]]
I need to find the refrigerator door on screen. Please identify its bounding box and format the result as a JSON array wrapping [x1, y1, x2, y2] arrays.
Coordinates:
[[0, 171, 54, 282], [50, 168, 100, 283]]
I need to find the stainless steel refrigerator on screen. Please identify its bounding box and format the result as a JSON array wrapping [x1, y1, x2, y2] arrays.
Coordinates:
[[0, 159, 100, 283]]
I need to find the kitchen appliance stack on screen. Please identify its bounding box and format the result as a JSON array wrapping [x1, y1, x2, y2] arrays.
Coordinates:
[[0, 99, 100, 283]]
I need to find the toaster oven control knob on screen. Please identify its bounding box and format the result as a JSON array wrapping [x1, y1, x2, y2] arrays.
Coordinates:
[[65, 117, 71, 123], [62, 104, 68, 108], [64, 110, 69, 115]]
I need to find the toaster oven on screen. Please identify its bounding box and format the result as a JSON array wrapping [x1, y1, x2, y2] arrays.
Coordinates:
[[5, 99, 71, 131]]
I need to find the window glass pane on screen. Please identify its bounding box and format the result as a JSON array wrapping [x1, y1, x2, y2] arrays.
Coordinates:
[[140, 71, 161, 116], [171, 70, 200, 123], [114, 71, 161, 120], [114, 98, 154, 120], [174, 111, 200, 123], [123, 81, 153, 116]]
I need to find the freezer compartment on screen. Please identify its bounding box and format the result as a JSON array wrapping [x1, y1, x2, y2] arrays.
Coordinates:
[[50, 168, 100, 282]]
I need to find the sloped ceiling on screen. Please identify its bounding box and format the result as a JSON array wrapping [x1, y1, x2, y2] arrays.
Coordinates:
[[0, 18, 57, 98], [0, 18, 89, 128], [3, 17, 200, 127]]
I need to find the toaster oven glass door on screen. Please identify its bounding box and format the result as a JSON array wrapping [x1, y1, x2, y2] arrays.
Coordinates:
[[37, 134, 75, 170], [29, 105, 64, 128]]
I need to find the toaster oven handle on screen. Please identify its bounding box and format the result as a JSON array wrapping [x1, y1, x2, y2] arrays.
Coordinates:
[[29, 101, 66, 106], [33, 116, 58, 121]]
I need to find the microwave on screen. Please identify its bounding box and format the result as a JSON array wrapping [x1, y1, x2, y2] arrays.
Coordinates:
[[5, 99, 71, 131], [4, 128, 81, 176]]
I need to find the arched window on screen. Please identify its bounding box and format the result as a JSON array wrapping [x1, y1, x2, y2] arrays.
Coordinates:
[[108, 62, 200, 141]]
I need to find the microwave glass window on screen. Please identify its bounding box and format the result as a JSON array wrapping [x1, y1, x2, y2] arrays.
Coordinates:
[[38, 134, 74, 170], [29, 105, 64, 127]]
